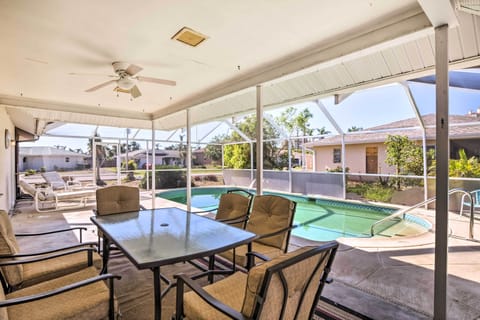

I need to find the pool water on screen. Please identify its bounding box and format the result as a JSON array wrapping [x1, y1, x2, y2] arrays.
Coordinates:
[[156, 187, 431, 241]]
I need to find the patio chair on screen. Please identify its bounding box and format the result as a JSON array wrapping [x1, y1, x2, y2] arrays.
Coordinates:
[[174, 242, 339, 320], [219, 194, 297, 270], [460, 189, 480, 216], [0, 210, 102, 292], [188, 190, 253, 280], [18, 178, 96, 213], [93, 185, 146, 252], [193, 189, 253, 228], [0, 265, 121, 320]]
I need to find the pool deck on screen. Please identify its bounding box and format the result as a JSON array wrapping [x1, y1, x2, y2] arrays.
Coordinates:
[[11, 192, 480, 319]]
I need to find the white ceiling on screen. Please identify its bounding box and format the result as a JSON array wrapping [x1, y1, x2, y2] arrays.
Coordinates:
[[1, 0, 478, 134]]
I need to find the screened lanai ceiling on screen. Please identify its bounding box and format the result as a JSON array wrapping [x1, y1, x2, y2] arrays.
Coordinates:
[[1, 0, 479, 134]]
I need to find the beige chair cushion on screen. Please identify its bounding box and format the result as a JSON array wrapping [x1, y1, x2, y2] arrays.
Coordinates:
[[215, 193, 250, 228], [219, 242, 284, 268], [6, 266, 116, 320], [183, 272, 247, 320], [0, 211, 23, 287], [247, 195, 295, 249], [241, 246, 328, 319], [20, 250, 102, 288], [0, 280, 8, 320], [95, 185, 140, 215]]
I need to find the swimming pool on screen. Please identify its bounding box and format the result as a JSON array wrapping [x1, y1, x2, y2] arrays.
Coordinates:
[[156, 187, 431, 241]]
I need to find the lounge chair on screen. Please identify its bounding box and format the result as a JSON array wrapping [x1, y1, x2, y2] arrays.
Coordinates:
[[18, 178, 96, 212], [41, 171, 83, 191], [174, 242, 338, 320]]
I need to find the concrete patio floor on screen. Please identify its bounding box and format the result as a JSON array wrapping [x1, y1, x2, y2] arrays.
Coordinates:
[[10, 192, 480, 319]]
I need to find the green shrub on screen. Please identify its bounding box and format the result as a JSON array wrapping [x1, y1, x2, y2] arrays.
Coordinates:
[[347, 182, 394, 202], [24, 169, 36, 176], [140, 165, 190, 189]]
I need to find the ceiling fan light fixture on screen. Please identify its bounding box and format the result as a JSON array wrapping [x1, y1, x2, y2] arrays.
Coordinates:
[[117, 77, 137, 90], [172, 26, 207, 47]]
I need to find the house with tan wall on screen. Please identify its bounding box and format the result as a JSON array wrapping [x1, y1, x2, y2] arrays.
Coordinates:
[[307, 113, 480, 175]]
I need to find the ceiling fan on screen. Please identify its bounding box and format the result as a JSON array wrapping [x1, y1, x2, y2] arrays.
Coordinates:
[[81, 62, 176, 98]]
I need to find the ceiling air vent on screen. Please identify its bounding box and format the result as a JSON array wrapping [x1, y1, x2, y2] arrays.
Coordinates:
[[455, 0, 480, 15], [172, 27, 207, 47]]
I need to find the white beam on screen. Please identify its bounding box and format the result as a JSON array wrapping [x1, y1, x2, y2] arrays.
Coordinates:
[[417, 0, 459, 27], [223, 120, 252, 143], [434, 24, 449, 320], [186, 110, 192, 212], [256, 85, 263, 195]]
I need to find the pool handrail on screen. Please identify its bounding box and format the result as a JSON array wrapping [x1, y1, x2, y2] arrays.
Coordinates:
[[370, 188, 474, 239]]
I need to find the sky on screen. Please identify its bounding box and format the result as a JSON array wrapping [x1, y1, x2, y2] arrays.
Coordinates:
[[21, 77, 480, 153]]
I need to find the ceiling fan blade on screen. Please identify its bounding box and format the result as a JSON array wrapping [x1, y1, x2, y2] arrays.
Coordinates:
[[85, 79, 117, 92], [125, 64, 143, 76], [137, 76, 176, 86], [130, 85, 142, 98], [69, 72, 117, 78]]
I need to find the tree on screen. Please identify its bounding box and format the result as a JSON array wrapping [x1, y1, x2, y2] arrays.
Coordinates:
[[205, 134, 230, 166], [88, 134, 107, 186], [448, 149, 480, 177], [384, 135, 423, 189], [348, 126, 363, 132]]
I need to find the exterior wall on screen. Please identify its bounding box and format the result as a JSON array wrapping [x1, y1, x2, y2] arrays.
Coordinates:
[[19, 155, 85, 171], [313, 143, 396, 174], [0, 107, 16, 212]]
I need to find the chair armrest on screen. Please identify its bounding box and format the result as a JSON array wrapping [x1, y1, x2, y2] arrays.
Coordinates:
[[0, 246, 98, 266], [191, 207, 218, 214], [174, 273, 246, 320], [245, 251, 271, 262], [216, 215, 248, 226], [15, 226, 88, 243], [140, 205, 147, 210], [227, 189, 254, 198], [0, 273, 121, 308], [4, 241, 97, 257]]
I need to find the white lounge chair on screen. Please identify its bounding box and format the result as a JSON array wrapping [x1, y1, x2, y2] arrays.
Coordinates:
[[19, 178, 96, 212], [41, 171, 83, 191]]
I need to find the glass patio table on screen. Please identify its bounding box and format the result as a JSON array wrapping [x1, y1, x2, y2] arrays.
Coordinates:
[[90, 207, 256, 320]]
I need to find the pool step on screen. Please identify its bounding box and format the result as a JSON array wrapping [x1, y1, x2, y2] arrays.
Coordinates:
[[377, 220, 427, 237]]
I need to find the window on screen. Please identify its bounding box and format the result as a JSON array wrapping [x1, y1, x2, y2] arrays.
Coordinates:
[[65, 157, 70, 163], [333, 148, 341, 163]]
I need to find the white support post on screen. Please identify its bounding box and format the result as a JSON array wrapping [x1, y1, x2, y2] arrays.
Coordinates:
[[434, 24, 449, 320], [256, 85, 263, 195], [316, 100, 346, 198], [341, 134, 346, 199], [151, 121, 156, 209], [250, 142, 254, 182], [288, 139, 292, 193], [186, 109, 192, 211]]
